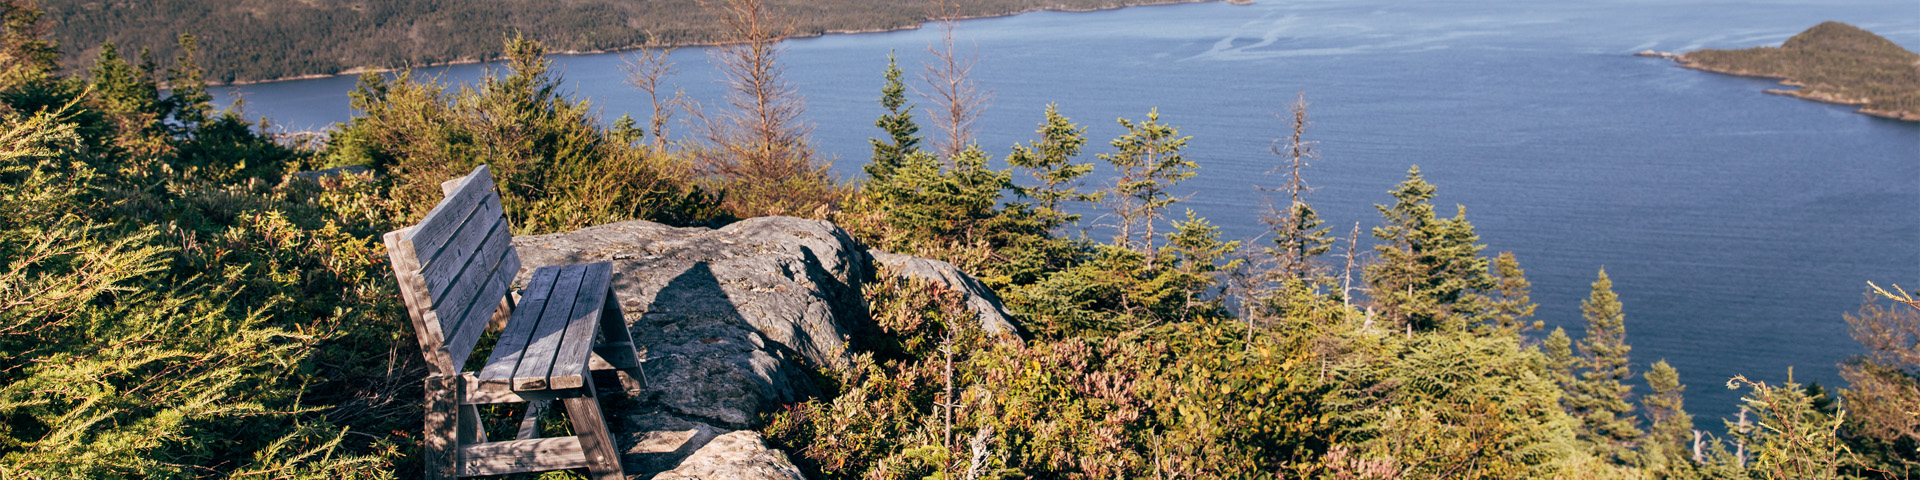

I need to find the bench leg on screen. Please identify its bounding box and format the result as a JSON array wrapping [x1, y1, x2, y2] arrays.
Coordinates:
[[596, 293, 646, 394], [562, 382, 624, 480], [458, 404, 487, 445], [423, 375, 462, 480], [516, 400, 549, 440]]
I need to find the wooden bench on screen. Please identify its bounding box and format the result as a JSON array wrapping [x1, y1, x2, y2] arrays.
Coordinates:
[[384, 165, 644, 480]]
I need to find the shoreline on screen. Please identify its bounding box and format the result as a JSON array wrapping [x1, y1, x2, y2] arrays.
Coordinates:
[[1640, 51, 1920, 123], [210, 0, 1225, 87]]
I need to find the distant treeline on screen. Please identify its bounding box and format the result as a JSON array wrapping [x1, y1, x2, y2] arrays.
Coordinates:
[[1681, 21, 1920, 121], [43, 0, 1209, 84]]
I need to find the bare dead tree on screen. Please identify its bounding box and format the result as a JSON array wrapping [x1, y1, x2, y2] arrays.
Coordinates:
[[695, 0, 830, 215], [1341, 221, 1360, 309], [1260, 92, 1329, 280], [917, 0, 991, 160], [619, 39, 684, 150]]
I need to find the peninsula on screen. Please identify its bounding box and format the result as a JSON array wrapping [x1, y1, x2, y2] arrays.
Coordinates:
[[1662, 22, 1920, 121], [44, 0, 1221, 85]]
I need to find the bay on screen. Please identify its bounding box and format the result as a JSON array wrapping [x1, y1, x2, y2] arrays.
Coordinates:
[[215, 0, 1920, 424]]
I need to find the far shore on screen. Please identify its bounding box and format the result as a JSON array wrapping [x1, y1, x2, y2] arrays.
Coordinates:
[[1638, 50, 1920, 122], [211, 0, 1226, 87]]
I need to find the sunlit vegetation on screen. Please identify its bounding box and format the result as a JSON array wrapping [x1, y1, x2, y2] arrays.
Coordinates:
[[0, 0, 1906, 478]]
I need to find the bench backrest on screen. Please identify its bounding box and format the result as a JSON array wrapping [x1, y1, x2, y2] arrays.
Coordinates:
[[384, 165, 522, 376]]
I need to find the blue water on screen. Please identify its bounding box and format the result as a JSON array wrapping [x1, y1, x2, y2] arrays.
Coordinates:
[[216, 0, 1920, 424]]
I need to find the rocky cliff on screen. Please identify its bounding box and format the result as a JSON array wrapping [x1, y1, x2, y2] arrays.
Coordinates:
[[511, 216, 1017, 479]]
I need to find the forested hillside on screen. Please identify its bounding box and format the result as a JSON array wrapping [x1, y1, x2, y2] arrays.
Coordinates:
[[42, 0, 1211, 84], [1681, 21, 1920, 121], [1, 0, 1914, 478]]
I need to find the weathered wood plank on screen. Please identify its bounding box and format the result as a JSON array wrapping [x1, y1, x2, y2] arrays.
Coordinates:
[[423, 375, 464, 480], [455, 437, 590, 477], [409, 165, 495, 262], [548, 262, 611, 390], [478, 266, 562, 389], [516, 400, 549, 441], [418, 195, 503, 300], [562, 389, 625, 480], [428, 217, 512, 336], [460, 373, 580, 405], [443, 253, 517, 373], [385, 226, 457, 375], [589, 343, 640, 370], [513, 264, 588, 391]]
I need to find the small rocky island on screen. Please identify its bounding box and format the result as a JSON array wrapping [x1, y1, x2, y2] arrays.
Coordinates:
[[1643, 21, 1920, 121]]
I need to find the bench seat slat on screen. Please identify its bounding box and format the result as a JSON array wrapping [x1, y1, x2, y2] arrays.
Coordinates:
[[549, 262, 612, 390], [513, 264, 588, 391], [478, 266, 562, 388], [410, 165, 495, 264], [420, 195, 504, 301]]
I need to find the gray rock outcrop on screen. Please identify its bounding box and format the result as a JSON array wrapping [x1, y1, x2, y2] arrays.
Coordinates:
[[514, 217, 869, 429], [650, 431, 806, 480], [509, 216, 1022, 478]]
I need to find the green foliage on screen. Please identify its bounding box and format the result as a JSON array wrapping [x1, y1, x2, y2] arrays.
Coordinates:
[[1364, 166, 1494, 332], [1681, 21, 1920, 120], [1472, 252, 1539, 334], [1640, 360, 1697, 477], [1323, 329, 1579, 479], [1837, 294, 1920, 478], [1006, 103, 1095, 231], [327, 35, 726, 233], [766, 274, 1339, 480], [1098, 108, 1193, 257], [0, 65, 411, 477], [1725, 374, 1854, 480], [1569, 269, 1643, 463], [867, 52, 919, 182]]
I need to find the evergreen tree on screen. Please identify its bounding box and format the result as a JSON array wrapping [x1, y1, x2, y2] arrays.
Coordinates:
[[1641, 359, 1697, 476], [1006, 103, 1094, 231], [1098, 108, 1192, 261], [1476, 252, 1539, 334], [867, 52, 919, 181], [1571, 269, 1643, 463], [1165, 209, 1242, 323], [612, 113, 644, 145], [1546, 327, 1579, 396], [1363, 166, 1493, 331], [86, 42, 168, 153], [0, 0, 56, 87], [165, 33, 211, 129]]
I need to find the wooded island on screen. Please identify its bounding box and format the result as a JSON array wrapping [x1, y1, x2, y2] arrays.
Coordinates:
[[1677, 22, 1920, 121]]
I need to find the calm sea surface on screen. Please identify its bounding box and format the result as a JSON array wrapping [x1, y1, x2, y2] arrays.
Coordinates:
[[215, 0, 1920, 423]]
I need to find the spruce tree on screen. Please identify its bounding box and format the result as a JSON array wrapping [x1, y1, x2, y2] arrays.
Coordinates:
[[1098, 108, 1192, 261], [1477, 252, 1539, 334], [1364, 166, 1493, 331], [1642, 359, 1697, 475], [1007, 103, 1094, 231], [868, 52, 919, 182], [166, 33, 212, 129], [1546, 327, 1579, 396], [1572, 269, 1643, 463]]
